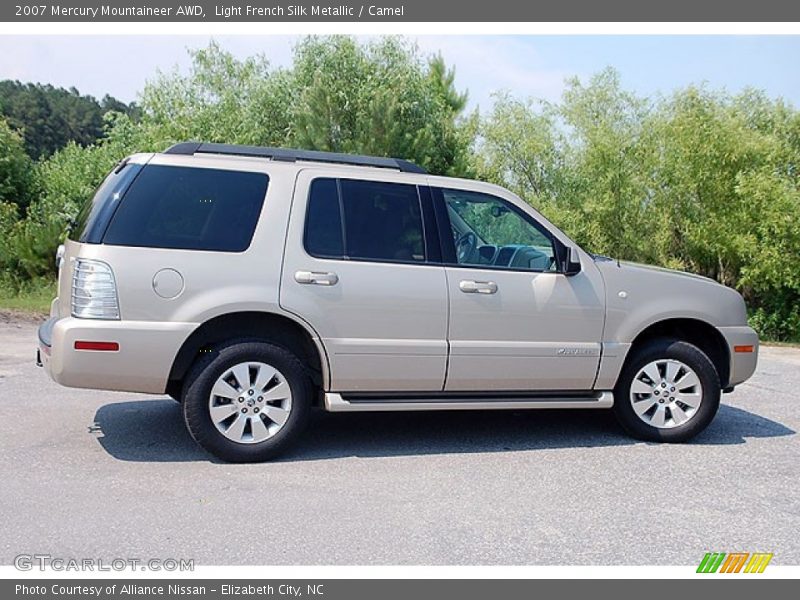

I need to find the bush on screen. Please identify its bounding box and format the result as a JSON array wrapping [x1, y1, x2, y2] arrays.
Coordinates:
[[479, 71, 800, 341], [0, 273, 56, 314], [0, 118, 35, 213]]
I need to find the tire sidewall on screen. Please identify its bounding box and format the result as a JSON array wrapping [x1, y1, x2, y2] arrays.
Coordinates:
[[614, 338, 721, 443], [182, 341, 312, 462]]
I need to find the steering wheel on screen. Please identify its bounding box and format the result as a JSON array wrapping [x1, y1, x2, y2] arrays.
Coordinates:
[[455, 231, 478, 263]]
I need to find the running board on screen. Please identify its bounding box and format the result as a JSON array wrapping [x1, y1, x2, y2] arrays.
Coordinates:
[[324, 391, 614, 412]]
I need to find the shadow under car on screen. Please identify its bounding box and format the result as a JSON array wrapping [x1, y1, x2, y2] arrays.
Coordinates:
[[89, 398, 796, 463]]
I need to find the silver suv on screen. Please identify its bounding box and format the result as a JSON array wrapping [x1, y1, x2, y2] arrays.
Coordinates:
[[37, 142, 759, 462]]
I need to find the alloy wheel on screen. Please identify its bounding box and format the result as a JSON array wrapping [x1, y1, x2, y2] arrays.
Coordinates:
[[207, 361, 293, 444], [629, 358, 703, 429]]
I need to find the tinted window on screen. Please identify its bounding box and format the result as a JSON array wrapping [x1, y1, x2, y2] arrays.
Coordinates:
[[102, 165, 269, 252], [304, 178, 344, 257], [304, 178, 426, 263], [341, 179, 425, 262], [441, 188, 556, 272], [70, 162, 143, 243]]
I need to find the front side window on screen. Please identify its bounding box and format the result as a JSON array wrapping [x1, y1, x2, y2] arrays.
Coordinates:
[[440, 188, 556, 272], [102, 165, 269, 252], [304, 178, 426, 263]]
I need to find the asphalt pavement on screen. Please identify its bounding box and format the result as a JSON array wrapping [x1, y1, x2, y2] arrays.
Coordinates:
[[0, 320, 797, 565]]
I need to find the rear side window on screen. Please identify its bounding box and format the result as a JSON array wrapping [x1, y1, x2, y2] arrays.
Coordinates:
[[70, 162, 143, 243], [304, 178, 425, 263], [102, 165, 269, 252], [304, 179, 344, 257]]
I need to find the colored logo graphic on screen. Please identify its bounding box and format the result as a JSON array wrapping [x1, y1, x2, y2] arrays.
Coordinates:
[[697, 552, 773, 573]]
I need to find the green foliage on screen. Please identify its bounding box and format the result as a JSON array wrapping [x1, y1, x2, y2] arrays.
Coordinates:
[[0, 117, 36, 212], [139, 41, 289, 146], [0, 273, 56, 315], [289, 37, 474, 176], [479, 69, 800, 340], [0, 115, 140, 278], [136, 37, 475, 176], [0, 80, 139, 159]]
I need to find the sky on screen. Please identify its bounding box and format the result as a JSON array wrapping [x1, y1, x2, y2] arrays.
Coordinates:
[[1, 35, 799, 113]]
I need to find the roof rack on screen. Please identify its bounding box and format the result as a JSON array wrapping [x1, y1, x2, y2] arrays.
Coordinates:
[[164, 142, 428, 174]]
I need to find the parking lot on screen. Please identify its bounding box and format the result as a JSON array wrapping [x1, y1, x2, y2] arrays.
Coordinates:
[[0, 318, 798, 565]]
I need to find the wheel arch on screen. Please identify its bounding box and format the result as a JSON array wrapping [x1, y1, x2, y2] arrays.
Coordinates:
[[626, 318, 730, 388], [166, 311, 329, 400]]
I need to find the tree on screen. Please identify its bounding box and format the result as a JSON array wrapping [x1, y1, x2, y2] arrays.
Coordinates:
[[0, 117, 35, 212], [138, 40, 290, 147], [0, 80, 137, 158], [477, 93, 573, 227], [136, 37, 475, 176], [477, 68, 800, 340], [478, 69, 656, 261], [288, 37, 474, 176], [428, 53, 468, 113], [649, 87, 800, 338]]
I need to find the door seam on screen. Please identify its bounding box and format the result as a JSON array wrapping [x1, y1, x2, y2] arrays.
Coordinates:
[[441, 266, 452, 392]]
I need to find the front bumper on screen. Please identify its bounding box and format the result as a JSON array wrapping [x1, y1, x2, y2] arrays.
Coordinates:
[[37, 316, 195, 394], [718, 325, 759, 387]]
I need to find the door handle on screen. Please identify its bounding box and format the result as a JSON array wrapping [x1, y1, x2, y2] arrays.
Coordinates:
[[295, 270, 339, 286], [459, 280, 498, 294]]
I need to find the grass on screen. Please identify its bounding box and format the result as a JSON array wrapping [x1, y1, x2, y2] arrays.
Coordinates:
[[761, 339, 800, 349], [0, 277, 56, 316]]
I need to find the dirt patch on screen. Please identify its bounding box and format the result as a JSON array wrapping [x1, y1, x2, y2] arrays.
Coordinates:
[[0, 309, 48, 325]]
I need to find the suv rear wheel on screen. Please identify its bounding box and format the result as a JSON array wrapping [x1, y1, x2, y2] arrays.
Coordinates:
[[613, 338, 720, 442], [182, 341, 312, 462]]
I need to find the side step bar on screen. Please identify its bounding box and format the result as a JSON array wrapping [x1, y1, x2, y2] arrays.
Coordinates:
[[324, 391, 614, 412]]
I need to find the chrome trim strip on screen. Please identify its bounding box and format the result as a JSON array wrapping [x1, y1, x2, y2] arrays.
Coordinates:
[[324, 391, 614, 412]]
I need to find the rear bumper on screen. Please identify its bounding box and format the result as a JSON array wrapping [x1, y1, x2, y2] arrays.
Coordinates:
[[718, 325, 759, 387], [37, 316, 195, 394]]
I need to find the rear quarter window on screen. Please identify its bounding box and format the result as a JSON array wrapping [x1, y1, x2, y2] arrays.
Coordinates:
[[102, 165, 269, 252], [69, 162, 143, 244]]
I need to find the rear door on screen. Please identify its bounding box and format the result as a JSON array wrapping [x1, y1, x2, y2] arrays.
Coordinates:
[[280, 169, 448, 392]]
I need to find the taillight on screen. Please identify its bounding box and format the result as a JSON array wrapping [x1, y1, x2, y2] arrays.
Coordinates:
[[71, 259, 120, 320]]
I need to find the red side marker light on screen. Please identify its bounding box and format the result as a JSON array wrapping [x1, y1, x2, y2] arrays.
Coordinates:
[[74, 341, 119, 351], [734, 345, 754, 353]]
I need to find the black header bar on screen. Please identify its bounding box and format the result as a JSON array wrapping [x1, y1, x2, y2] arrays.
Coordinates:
[[3, 1, 800, 22]]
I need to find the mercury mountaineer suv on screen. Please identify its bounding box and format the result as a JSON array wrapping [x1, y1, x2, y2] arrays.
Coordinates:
[[37, 142, 759, 462]]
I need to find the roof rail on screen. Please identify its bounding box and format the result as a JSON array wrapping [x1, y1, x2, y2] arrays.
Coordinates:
[[163, 142, 428, 174]]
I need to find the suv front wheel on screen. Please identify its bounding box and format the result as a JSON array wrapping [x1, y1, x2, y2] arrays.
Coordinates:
[[613, 338, 721, 443], [182, 341, 313, 462]]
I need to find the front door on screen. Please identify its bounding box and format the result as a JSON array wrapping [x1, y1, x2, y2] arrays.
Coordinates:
[[434, 185, 605, 392]]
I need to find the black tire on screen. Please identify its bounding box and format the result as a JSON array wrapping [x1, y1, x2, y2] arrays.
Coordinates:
[[182, 340, 313, 462], [613, 338, 720, 443]]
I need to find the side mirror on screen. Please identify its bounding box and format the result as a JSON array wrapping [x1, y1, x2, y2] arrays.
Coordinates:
[[563, 246, 582, 276]]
